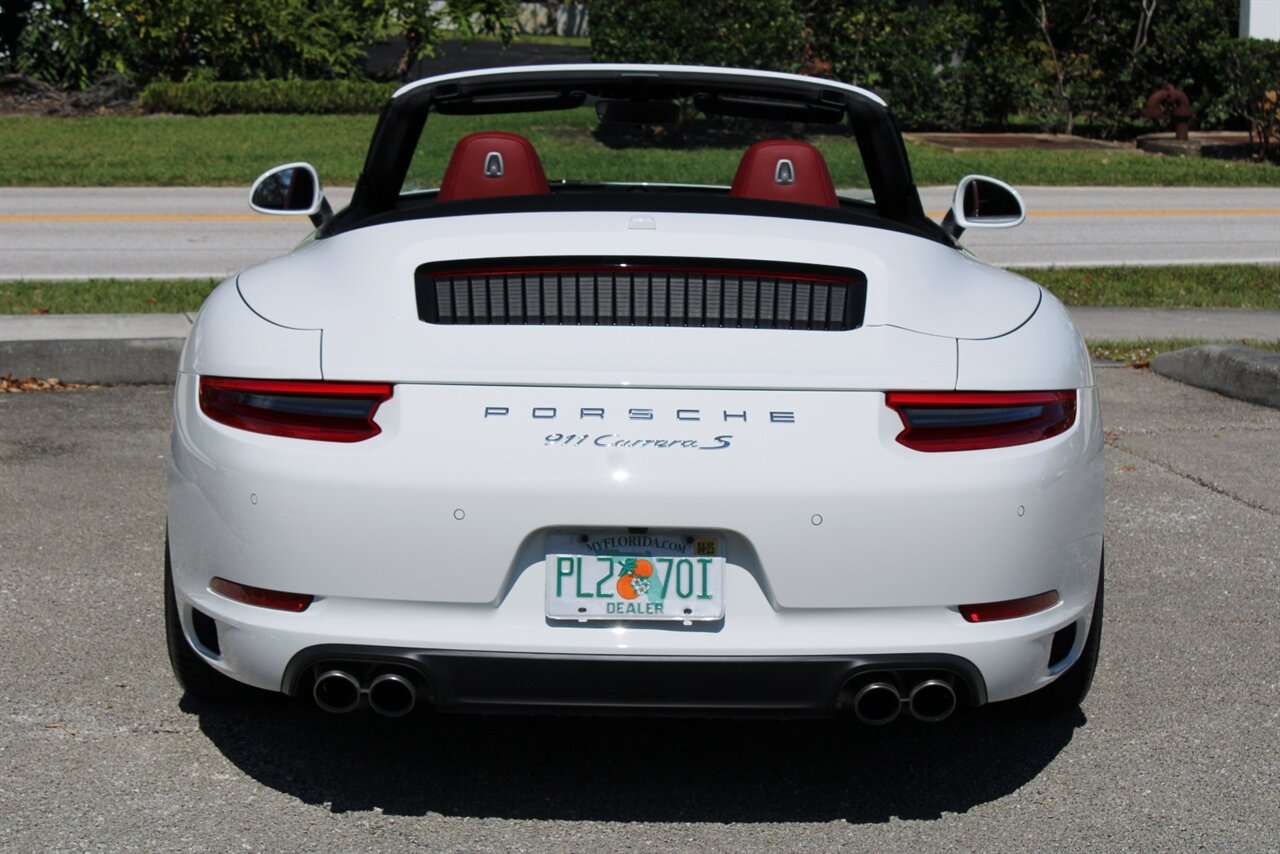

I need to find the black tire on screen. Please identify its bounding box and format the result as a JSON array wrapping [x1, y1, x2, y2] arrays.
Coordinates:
[[164, 537, 241, 700], [1022, 560, 1104, 715]]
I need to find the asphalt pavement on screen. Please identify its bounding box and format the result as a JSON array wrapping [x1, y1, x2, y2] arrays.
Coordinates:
[[918, 185, 1280, 268], [2, 186, 1277, 278], [0, 367, 1276, 850]]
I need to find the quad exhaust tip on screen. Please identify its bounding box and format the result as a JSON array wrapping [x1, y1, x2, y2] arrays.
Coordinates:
[[313, 669, 362, 714], [908, 679, 957, 723], [312, 668, 420, 716], [851, 675, 959, 725], [853, 681, 902, 725], [368, 672, 417, 717]]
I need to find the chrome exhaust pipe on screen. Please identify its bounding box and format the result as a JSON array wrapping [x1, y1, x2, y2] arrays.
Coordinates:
[[313, 669, 362, 714], [908, 679, 957, 722], [368, 673, 417, 717], [852, 681, 902, 725]]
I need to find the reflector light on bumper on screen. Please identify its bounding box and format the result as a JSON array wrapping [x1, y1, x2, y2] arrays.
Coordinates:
[[885, 391, 1076, 452], [211, 577, 314, 612], [199, 377, 393, 442], [960, 591, 1059, 623]]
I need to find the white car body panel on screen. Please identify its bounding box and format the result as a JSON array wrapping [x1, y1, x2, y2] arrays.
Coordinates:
[[957, 290, 1094, 390], [181, 277, 322, 379], [237, 213, 1042, 374], [166, 63, 1104, 718]]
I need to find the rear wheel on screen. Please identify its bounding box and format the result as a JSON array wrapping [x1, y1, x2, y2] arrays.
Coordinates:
[[164, 537, 241, 700], [1022, 559, 1104, 715]]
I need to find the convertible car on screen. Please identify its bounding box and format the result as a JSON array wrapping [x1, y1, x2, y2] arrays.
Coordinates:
[[165, 64, 1104, 724]]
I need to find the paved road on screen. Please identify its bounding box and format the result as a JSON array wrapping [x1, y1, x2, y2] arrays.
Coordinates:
[[0, 187, 352, 281], [2, 186, 1276, 279], [1, 368, 1277, 850], [918, 186, 1280, 268]]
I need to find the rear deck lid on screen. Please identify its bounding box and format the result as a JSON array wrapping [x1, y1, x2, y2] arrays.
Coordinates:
[[235, 211, 1040, 389]]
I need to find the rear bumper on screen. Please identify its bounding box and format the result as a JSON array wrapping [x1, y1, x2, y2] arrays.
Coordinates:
[[168, 375, 1104, 705], [173, 566, 1095, 704], [282, 647, 987, 716]]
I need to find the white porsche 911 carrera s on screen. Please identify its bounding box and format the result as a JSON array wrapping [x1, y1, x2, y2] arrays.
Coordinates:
[[165, 64, 1104, 723]]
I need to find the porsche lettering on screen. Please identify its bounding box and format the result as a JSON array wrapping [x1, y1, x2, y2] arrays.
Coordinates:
[[484, 406, 795, 423]]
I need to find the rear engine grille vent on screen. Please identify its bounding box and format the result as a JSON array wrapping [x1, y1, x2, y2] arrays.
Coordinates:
[[416, 258, 866, 331]]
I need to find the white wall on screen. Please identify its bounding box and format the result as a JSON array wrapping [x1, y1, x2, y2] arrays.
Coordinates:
[[1240, 0, 1280, 39]]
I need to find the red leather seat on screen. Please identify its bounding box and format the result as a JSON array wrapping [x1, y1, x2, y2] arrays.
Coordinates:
[[437, 132, 549, 203], [729, 140, 839, 208]]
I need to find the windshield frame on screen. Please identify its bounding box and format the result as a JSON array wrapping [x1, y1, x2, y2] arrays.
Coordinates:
[[332, 64, 935, 241]]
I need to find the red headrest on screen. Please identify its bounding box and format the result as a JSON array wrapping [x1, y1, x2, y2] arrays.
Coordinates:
[[729, 140, 839, 209], [437, 132, 549, 203]]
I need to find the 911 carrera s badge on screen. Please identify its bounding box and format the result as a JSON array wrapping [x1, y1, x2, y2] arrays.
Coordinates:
[[485, 406, 794, 451], [544, 432, 732, 450]]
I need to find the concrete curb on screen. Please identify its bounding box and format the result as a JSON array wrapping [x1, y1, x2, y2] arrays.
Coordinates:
[[1, 313, 192, 384], [1, 338, 185, 385], [1067, 307, 1280, 341], [1151, 345, 1280, 410]]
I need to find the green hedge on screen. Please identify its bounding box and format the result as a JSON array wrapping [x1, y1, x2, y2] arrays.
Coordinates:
[[140, 80, 396, 116], [589, 0, 1265, 139], [590, 0, 804, 72]]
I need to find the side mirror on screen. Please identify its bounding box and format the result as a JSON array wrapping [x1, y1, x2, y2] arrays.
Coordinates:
[[942, 175, 1025, 240], [249, 162, 332, 227]]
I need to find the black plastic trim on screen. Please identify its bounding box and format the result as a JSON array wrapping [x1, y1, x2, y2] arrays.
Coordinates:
[[281, 647, 987, 716], [190, 607, 221, 656], [413, 255, 869, 331], [320, 189, 947, 245]]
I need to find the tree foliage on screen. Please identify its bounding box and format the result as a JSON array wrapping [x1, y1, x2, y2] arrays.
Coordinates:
[[11, 0, 1277, 151], [590, 0, 806, 72], [591, 0, 1271, 142], [1019, 0, 1241, 136], [803, 0, 1036, 130], [1211, 37, 1280, 155], [15, 0, 517, 89], [138, 79, 396, 114]]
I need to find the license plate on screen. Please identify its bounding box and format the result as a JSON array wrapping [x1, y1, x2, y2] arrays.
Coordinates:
[[545, 533, 725, 621]]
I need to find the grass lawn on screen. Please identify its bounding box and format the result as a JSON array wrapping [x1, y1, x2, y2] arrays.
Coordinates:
[[903, 141, 1280, 187], [1028, 265, 1280, 310], [3, 265, 1276, 315], [1, 279, 219, 315], [2, 113, 1278, 187], [0, 116, 379, 187]]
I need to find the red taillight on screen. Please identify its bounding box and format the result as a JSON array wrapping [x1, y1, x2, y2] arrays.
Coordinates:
[[210, 577, 313, 612], [960, 590, 1059, 623], [885, 390, 1076, 452], [199, 377, 392, 442]]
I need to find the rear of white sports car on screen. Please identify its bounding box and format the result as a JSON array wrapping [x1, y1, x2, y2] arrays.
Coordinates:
[[166, 66, 1104, 723]]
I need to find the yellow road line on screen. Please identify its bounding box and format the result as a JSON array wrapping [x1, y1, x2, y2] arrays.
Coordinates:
[[1, 208, 1277, 224]]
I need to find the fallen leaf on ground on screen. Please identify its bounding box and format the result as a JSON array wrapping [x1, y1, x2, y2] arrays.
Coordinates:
[[0, 374, 98, 392]]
